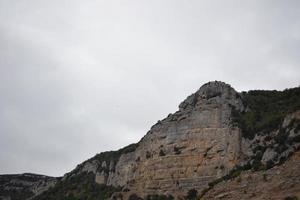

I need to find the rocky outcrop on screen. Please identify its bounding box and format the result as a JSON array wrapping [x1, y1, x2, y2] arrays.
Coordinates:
[[111, 83, 244, 195]]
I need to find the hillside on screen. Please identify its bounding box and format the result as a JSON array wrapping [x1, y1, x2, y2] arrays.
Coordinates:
[[0, 173, 57, 200], [1, 81, 300, 200]]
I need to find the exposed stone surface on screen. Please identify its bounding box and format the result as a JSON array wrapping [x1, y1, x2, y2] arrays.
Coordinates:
[[109, 82, 242, 195], [282, 110, 300, 128], [95, 171, 107, 185], [261, 148, 277, 164], [81, 160, 98, 174]]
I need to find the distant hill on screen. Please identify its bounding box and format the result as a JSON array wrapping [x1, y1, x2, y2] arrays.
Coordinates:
[[0, 173, 57, 200]]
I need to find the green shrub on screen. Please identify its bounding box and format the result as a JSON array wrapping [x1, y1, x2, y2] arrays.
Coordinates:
[[252, 159, 262, 171], [159, 149, 166, 156], [174, 146, 181, 155], [146, 151, 151, 159], [186, 189, 198, 200]]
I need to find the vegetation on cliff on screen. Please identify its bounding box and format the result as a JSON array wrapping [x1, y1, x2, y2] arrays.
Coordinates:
[[0, 173, 56, 200], [91, 143, 139, 165], [33, 143, 139, 200], [69, 143, 139, 175], [33, 172, 121, 200], [232, 86, 300, 139]]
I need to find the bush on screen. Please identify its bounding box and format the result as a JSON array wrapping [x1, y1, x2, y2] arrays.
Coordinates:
[[159, 149, 166, 156], [174, 146, 181, 155], [186, 189, 198, 200], [252, 159, 262, 171], [146, 151, 151, 159]]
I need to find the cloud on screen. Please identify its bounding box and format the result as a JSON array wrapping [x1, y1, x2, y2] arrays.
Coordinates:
[[0, 0, 299, 176]]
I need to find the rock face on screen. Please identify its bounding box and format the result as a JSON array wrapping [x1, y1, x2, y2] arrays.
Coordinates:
[[106, 81, 244, 196]]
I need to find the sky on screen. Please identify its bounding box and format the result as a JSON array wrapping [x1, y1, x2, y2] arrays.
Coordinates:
[[0, 0, 300, 177]]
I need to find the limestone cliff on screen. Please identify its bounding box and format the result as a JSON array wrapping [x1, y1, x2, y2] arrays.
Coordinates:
[[104, 81, 244, 196]]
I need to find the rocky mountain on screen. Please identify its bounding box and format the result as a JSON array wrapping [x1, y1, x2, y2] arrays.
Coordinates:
[[1, 81, 300, 200]]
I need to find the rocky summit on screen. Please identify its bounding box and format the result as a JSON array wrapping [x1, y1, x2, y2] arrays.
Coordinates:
[[1, 81, 300, 200]]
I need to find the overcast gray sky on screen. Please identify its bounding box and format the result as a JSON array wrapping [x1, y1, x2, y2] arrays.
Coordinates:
[[0, 0, 299, 177]]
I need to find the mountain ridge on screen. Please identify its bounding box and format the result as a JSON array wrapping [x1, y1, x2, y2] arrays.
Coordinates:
[[1, 81, 300, 200]]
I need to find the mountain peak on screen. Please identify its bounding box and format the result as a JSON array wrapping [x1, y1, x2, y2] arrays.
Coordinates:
[[197, 81, 233, 97], [179, 81, 243, 111]]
